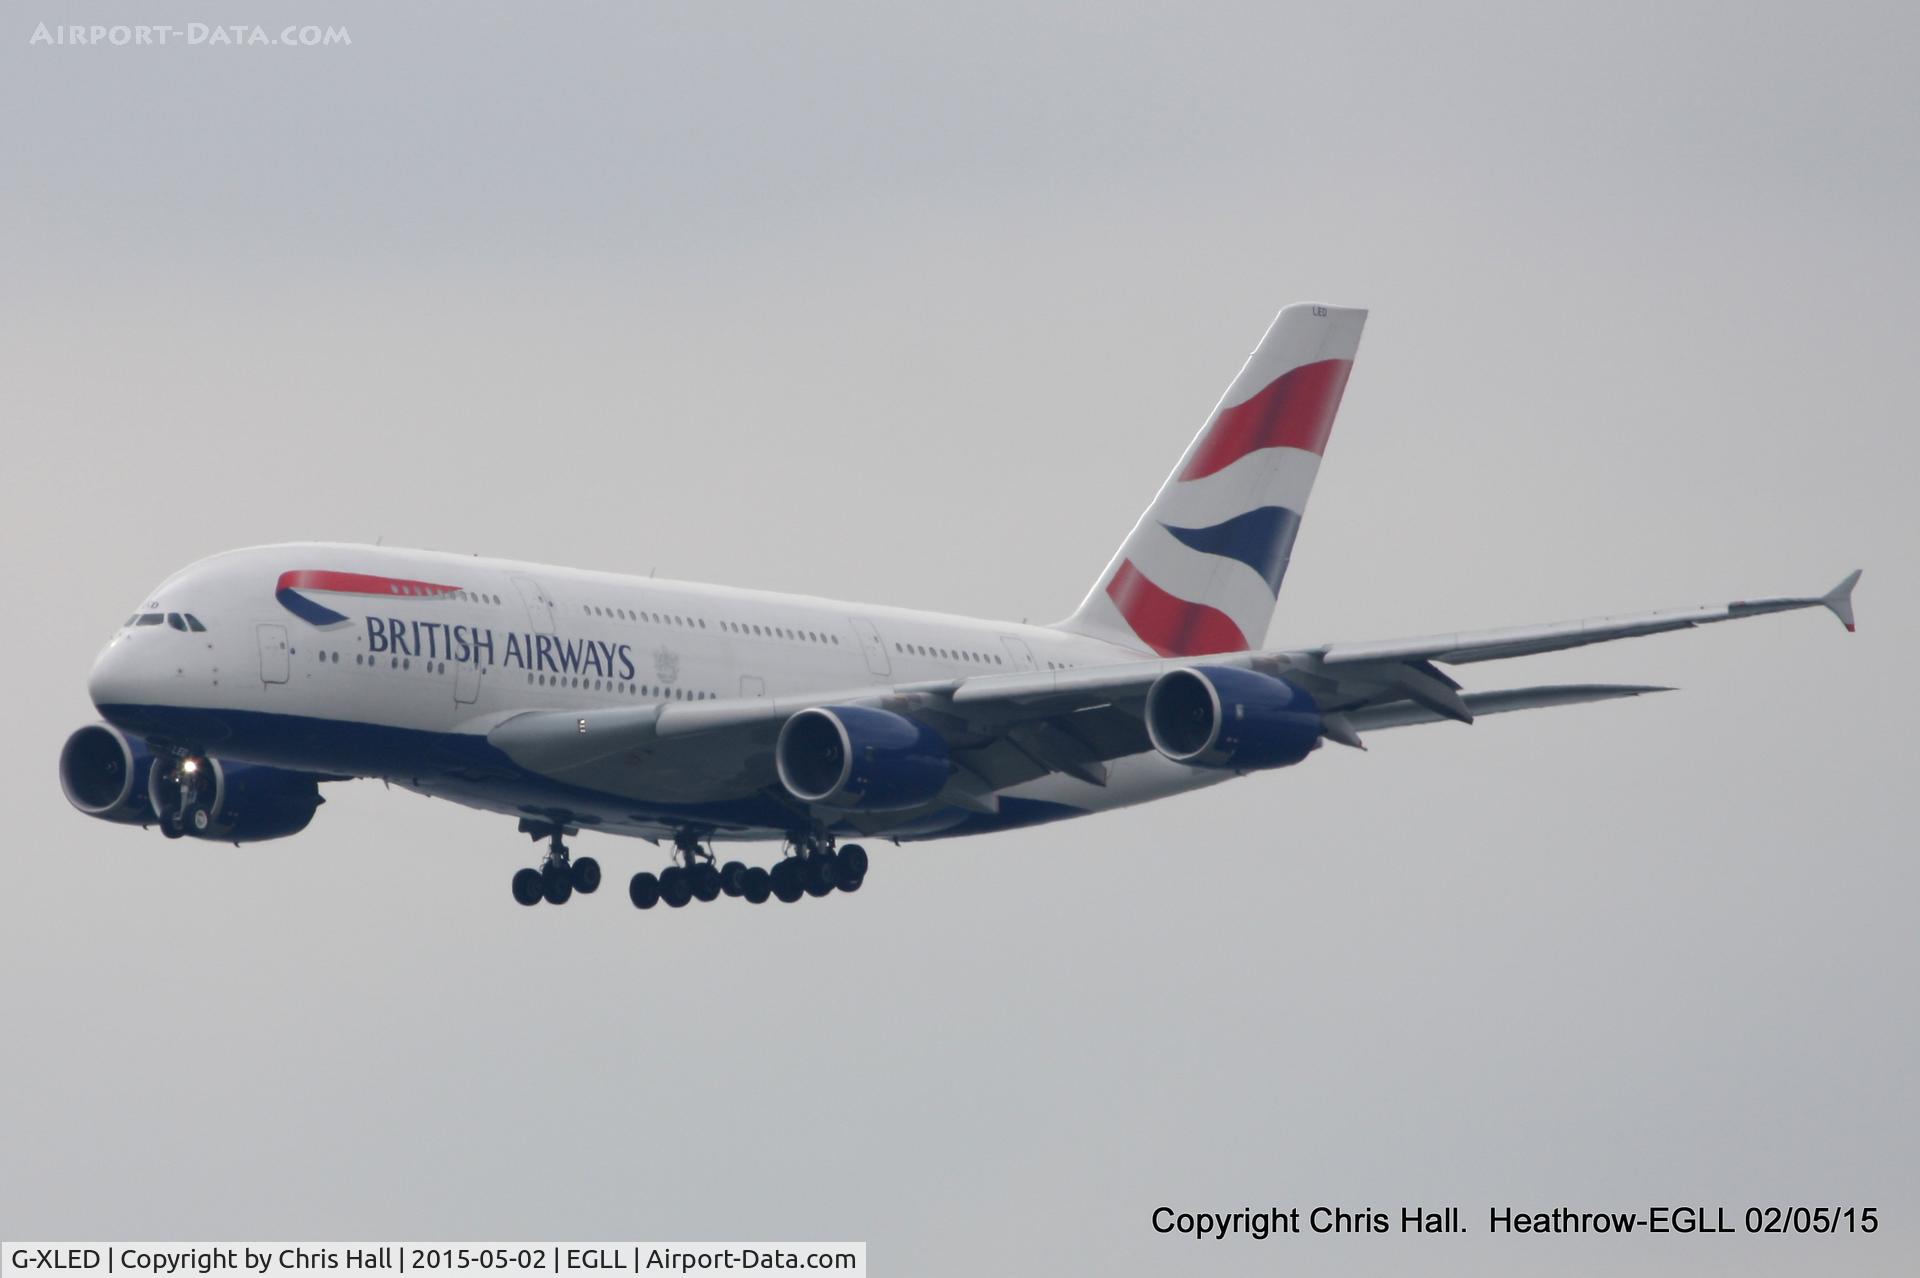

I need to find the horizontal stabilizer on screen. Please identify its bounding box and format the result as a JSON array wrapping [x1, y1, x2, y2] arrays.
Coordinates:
[[1343, 683, 1671, 732]]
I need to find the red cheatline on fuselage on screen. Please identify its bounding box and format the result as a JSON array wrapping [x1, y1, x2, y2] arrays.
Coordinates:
[[274, 569, 463, 628], [274, 570, 461, 598]]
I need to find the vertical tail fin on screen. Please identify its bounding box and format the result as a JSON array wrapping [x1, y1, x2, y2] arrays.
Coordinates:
[[1056, 301, 1367, 655]]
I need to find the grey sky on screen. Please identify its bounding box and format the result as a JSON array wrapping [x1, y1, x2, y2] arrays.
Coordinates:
[[2, 3, 1914, 1273]]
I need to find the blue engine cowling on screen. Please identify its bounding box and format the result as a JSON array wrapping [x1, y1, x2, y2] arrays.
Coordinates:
[[60, 723, 156, 825], [776, 705, 950, 811], [147, 755, 324, 843], [1145, 666, 1322, 771]]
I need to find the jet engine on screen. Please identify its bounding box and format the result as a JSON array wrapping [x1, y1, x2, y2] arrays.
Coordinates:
[[146, 755, 324, 842], [776, 705, 950, 811], [59, 723, 157, 825], [1144, 666, 1322, 771]]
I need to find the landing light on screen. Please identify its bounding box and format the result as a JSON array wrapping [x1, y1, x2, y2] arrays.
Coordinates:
[[181, 759, 199, 774]]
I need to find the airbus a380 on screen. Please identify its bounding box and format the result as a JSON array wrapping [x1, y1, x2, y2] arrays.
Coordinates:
[[65, 302, 1861, 910]]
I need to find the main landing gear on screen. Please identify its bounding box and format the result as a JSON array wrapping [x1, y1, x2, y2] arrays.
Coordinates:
[[511, 820, 600, 907], [627, 830, 867, 911]]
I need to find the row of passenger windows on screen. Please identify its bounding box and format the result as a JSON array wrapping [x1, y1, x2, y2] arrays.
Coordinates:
[[525, 672, 714, 700], [582, 603, 705, 628], [128, 612, 207, 632], [580, 601, 845, 649], [895, 641, 1002, 665], [375, 586, 505, 604], [304, 648, 452, 675]]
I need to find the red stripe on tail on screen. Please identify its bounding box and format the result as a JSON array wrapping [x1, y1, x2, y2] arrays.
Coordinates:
[[1180, 358, 1352, 480], [1105, 560, 1249, 657]]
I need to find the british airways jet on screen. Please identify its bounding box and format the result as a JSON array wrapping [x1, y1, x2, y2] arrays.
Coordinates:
[[65, 303, 1860, 910]]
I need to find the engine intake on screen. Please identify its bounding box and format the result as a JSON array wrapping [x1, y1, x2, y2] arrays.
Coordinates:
[[59, 723, 156, 824], [1145, 666, 1322, 771], [776, 706, 949, 812]]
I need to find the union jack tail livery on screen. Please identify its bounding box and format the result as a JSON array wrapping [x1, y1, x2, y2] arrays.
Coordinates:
[[1057, 302, 1366, 656]]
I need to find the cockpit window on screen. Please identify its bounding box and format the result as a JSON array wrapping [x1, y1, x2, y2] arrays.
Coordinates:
[[184, 614, 207, 632], [166, 613, 187, 631], [135, 613, 164, 626]]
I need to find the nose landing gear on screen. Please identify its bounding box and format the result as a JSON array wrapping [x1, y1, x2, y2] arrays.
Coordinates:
[[511, 820, 599, 907]]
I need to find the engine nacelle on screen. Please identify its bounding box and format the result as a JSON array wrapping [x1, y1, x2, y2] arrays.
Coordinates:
[[59, 723, 157, 825], [1145, 666, 1322, 771], [776, 706, 950, 812], [147, 755, 323, 843]]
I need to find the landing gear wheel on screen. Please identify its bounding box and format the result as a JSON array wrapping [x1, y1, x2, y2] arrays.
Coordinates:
[[186, 801, 217, 836], [512, 867, 544, 906], [835, 862, 865, 892], [570, 856, 601, 894], [629, 871, 661, 910], [770, 860, 804, 903], [541, 861, 573, 905], [720, 861, 748, 897], [742, 866, 771, 904], [837, 844, 869, 880], [805, 852, 838, 895], [659, 866, 692, 908], [690, 862, 722, 902]]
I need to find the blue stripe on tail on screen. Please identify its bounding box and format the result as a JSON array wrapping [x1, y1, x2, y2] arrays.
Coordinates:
[[1162, 506, 1302, 595]]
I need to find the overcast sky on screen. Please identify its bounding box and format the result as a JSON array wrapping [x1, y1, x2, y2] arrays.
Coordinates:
[[2, 3, 1914, 1274]]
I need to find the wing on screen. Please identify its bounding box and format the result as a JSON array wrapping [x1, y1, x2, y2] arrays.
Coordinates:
[[485, 571, 1860, 807]]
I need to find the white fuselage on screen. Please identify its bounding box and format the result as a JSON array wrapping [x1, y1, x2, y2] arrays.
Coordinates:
[[87, 543, 1232, 844]]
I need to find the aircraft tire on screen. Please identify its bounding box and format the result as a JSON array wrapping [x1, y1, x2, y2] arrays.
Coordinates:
[[807, 853, 838, 891], [837, 844, 869, 879], [720, 861, 748, 897], [570, 855, 601, 894], [835, 864, 864, 893], [691, 862, 722, 902], [741, 866, 771, 904], [770, 861, 804, 903], [511, 867, 544, 906], [541, 862, 573, 905], [659, 867, 692, 908], [629, 871, 661, 909]]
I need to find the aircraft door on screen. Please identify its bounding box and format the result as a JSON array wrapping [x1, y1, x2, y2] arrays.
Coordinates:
[[512, 576, 557, 633], [454, 663, 482, 705], [999, 635, 1038, 671], [739, 675, 766, 698], [850, 618, 891, 677], [257, 624, 290, 684]]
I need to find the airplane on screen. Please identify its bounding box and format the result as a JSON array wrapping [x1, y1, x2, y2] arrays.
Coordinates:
[[64, 301, 1861, 911]]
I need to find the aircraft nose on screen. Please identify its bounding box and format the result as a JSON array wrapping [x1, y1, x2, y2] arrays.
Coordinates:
[[87, 638, 143, 711]]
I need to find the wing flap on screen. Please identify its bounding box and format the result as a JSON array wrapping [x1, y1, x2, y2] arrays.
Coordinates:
[[1344, 683, 1671, 731]]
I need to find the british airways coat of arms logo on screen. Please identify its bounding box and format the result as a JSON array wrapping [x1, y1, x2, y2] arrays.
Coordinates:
[[653, 645, 680, 685]]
